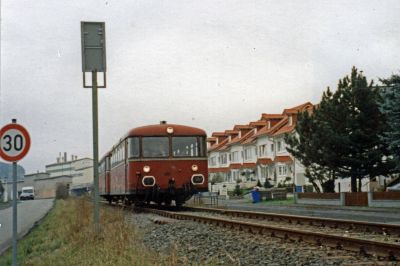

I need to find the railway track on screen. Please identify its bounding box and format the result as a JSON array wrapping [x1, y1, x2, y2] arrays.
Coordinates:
[[135, 206, 400, 260], [185, 206, 400, 236]]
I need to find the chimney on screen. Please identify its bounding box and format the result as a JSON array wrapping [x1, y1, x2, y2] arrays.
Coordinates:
[[64, 152, 67, 162], [160, 121, 167, 124]]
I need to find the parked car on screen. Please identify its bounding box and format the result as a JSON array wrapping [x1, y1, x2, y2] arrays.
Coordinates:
[[20, 186, 35, 200], [387, 183, 400, 192]]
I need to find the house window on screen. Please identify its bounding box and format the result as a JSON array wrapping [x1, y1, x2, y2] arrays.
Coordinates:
[[258, 145, 266, 157], [209, 156, 217, 166], [244, 148, 252, 160], [220, 153, 228, 165], [277, 141, 282, 152], [271, 143, 274, 152], [260, 166, 268, 179], [231, 151, 239, 162], [278, 165, 287, 176]]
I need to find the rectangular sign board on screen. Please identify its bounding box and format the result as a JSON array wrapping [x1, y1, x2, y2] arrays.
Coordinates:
[[81, 22, 106, 72]]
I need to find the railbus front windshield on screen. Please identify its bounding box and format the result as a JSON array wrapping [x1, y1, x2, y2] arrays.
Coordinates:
[[172, 136, 206, 157], [142, 137, 169, 158], [128, 136, 206, 158]]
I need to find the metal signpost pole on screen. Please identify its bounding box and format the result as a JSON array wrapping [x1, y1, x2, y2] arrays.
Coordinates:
[[0, 119, 30, 266], [92, 70, 100, 231], [12, 161, 17, 266], [11, 119, 17, 266], [81, 21, 106, 233]]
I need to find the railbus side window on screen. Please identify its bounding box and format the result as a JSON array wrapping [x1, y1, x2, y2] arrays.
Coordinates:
[[142, 137, 169, 158], [128, 137, 140, 158], [199, 136, 206, 157], [106, 157, 110, 171]]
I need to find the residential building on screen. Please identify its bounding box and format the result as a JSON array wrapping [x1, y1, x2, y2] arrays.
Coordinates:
[[207, 102, 314, 191]]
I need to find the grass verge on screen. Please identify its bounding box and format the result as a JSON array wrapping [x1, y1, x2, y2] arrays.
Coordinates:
[[0, 198, 176, 266]]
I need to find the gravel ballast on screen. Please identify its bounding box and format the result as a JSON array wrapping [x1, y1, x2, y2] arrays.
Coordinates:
[[127, 212, 397, 265]]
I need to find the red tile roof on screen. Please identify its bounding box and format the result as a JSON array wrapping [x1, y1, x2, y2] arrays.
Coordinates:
[[229, 163, 242, 169], [233, 125, 253, 130], [274, 156, 293, 163], [261, 114, 285, 120], [272, 123, 295, 136], [208, 137, 229, 152], [208, 167, 230, 173], [241, 163, 256, 168], [257, 158, 273, 165], [227, 135, 241, 146], [211, 132, 227, 137], [249, 120, 267, 127], [227, 129, 256, 146], [224, 130, 240, 135], [240, 129, 257, 145], [253, 117, 289, 138], [283, 102, 313, 115]]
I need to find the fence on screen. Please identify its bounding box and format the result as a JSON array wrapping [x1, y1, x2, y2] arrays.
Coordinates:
[[295, 192, 400, 208], [191, 192, 227, 207]]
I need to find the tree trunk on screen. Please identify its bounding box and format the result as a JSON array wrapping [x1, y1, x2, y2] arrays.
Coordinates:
[[358, 177, 362, 192], [351, 176, 357, 192], [311, 181, 321, 193]]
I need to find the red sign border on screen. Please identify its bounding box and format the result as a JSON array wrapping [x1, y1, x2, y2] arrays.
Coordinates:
[[0, 123, 31, 162]]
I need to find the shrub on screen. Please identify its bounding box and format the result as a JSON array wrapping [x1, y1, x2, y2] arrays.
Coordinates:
[[55, 183, 69, 199], [264, 179, 273, 188], [233, 184, 242, 196]]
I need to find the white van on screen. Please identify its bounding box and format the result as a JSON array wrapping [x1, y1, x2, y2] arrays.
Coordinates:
[[20, 186, 35, 200]]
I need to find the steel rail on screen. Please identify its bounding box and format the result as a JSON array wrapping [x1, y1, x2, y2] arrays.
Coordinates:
[[136, 207, 400, 260], [185, 206, 400, 236]]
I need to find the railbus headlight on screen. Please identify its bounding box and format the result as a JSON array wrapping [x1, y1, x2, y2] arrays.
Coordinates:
[[191, 164, 198, 172], [143, 165, 151, 173], [191, 174, 204, 185], [142, 176, 156, 187]]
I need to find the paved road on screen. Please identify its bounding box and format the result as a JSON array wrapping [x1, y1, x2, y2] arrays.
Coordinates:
[[0, 199, 54, 254], [221, 199, 400, 224]]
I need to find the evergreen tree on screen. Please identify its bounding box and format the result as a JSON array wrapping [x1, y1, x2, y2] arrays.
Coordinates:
[[285, 101, 337, 192], [331, 68, 393, 191], [379, 74, 400, 171], [286, 67, 394, 192]]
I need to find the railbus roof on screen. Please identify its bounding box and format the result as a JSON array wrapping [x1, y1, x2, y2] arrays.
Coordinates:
[[124, 123, 207, 137]]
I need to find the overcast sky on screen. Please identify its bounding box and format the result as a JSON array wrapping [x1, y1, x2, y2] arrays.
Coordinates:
[[0, 0, 399, 173]]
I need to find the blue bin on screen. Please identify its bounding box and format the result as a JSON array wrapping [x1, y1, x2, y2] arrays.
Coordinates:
[[295, 186, 303, 193], [251, 190, 261, 203]]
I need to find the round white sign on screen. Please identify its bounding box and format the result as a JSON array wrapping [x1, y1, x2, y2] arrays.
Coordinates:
[[0, 123, 31, 162]]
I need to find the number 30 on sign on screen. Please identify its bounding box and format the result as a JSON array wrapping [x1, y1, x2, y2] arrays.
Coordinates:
[[0, 123, 31, 162]]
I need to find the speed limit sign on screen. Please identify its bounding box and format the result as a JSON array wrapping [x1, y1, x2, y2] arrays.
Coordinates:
[[0, 123, 31, 162]]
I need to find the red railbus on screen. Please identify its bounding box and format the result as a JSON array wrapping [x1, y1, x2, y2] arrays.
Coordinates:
[[99, 122, 208, 206]]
